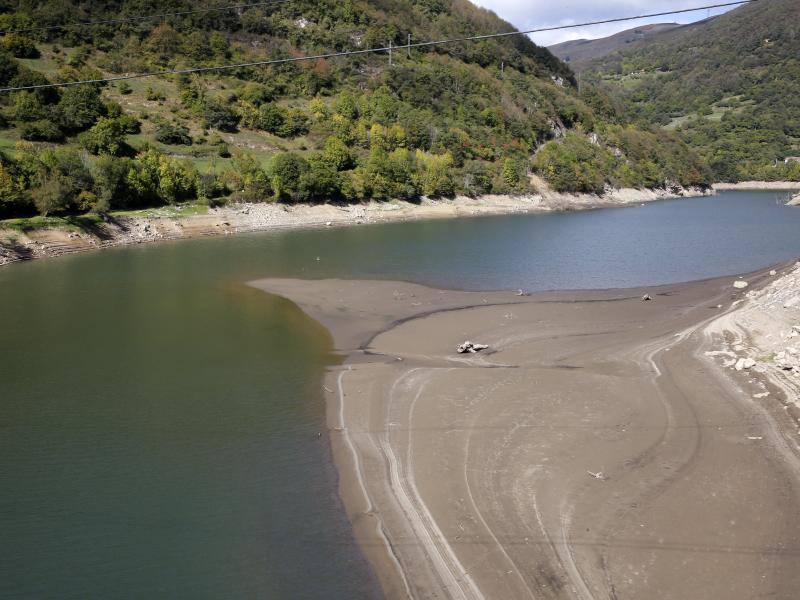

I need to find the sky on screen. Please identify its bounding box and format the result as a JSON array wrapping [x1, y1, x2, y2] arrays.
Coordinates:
[[470, 0, 741, 46]]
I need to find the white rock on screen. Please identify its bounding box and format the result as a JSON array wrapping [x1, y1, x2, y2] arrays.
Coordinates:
[[733, 280, 749, 289], [784, 297, 800, 309], [770, 270, 777, 276], [734, 358, 756, 371]]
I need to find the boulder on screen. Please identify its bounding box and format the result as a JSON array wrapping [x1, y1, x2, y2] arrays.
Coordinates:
[[733, 280, 748, 289]]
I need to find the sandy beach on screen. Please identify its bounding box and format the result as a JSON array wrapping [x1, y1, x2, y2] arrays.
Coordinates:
[[252, 268, 800, 599]]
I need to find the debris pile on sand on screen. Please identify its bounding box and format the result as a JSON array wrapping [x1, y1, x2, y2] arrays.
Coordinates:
[[456, 341, 489, 354]]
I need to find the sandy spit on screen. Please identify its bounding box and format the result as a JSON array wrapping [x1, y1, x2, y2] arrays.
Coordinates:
[[0, 186, 709, 267], [251, 267, 800, 600]]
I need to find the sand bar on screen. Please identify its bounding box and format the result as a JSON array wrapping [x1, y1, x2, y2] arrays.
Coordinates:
[[252, 269, 800, 599]]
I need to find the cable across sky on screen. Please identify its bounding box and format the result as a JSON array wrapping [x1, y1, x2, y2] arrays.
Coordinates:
[[0, 0, 757, 93]]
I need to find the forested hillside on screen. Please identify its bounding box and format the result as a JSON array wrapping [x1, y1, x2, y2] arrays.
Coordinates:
[[582, 0, 800, 182], [0, 0, 710, 220], [549, 23, 684, 72]]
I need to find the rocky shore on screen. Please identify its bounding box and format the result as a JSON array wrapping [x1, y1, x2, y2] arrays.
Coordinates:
[[705, 263, 800, 436], [0, 186, 709, 267]]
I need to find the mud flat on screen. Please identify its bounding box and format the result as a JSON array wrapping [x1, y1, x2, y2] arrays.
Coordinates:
[[252, 269, 800, 599]]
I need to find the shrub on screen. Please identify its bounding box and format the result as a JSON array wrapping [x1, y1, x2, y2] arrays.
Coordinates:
[[20, 119, 64, 142], [145, 86, 166, 102], [155, 122, 193, 146], [201, 100, 239, 132], [228, 151, 271, 202], [0, 51, 18, 86], [13, 91, 48, 121], [0, 34, 39, 59]]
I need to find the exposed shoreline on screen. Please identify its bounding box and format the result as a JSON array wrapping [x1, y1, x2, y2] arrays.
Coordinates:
[[713, 181, 800, 190], [0, 186, 709, 267], [252, 266, 800, 599]]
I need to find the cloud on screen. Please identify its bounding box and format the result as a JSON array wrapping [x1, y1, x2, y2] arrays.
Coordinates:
[[469, 0, 740, 46]]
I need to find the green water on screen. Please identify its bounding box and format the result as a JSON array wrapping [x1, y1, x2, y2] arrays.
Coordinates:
[[0, 250, 380, 598], [2, 190, 800, 598]]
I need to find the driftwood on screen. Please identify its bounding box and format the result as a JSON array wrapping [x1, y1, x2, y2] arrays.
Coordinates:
[[457, 341, 489, 354]]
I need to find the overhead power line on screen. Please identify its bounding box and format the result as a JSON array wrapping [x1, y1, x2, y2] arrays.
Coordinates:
[[0, 0, 291, 36], [0, 0, 757, 93]]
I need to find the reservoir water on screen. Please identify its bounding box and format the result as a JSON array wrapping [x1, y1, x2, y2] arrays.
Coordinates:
[[1, 190, 799, 598]]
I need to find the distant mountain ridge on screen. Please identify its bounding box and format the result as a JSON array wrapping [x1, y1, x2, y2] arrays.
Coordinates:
[[580, 0, 800, 182], [549, 23, 686, 72]]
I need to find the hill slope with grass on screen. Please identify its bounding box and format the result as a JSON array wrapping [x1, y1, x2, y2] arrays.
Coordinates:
[[582, 0, 800, 182], [0, 0, 710, 220]]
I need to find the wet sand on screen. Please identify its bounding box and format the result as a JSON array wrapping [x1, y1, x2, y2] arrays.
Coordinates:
[[251, 270, 800, 599]]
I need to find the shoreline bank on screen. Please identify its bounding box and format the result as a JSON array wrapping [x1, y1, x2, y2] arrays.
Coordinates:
[[252, 266, 800, 599], [0, 186, 709, 267], [713, 181, 800, 190]]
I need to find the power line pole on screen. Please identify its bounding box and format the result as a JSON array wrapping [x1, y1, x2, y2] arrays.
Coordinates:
[[388, 40, 393, 66], [407, 33, 411, 59]]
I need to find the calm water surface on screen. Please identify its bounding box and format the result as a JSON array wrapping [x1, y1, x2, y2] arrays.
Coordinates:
[[1, 190, 799, 598]]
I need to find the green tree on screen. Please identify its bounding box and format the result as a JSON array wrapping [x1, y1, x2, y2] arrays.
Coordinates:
[[0, 34, 39, 58], [268, 153, 309, 202], [79, 118, 129, 156], [501, 158, 520, 189], [322, 136, 354, 171], [58, 85, 104, 133], [0, 162, 29, 217]]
